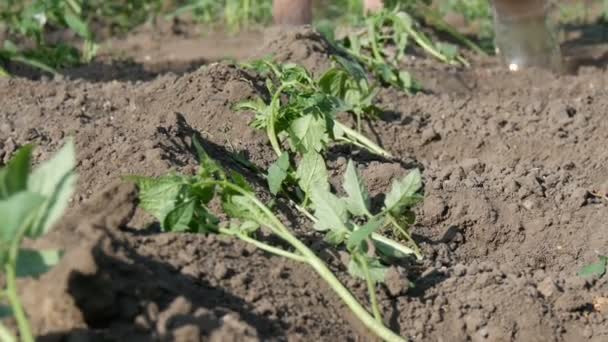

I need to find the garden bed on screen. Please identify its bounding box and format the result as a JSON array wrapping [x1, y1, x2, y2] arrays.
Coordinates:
[[1, 16, 608, 342]]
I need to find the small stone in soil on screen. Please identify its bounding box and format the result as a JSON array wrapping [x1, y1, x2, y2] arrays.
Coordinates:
[[384, 266, 410, 297], [213, 263, 231, 280], [537, 277, 560, 298]]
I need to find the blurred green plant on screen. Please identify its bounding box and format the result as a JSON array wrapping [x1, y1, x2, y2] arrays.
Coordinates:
[[438, 0, 492, 36], [0, 140, 76, 342], [167, 0, 272, 32], [84, 0, 164, 34], [0, 0, 98, 75]]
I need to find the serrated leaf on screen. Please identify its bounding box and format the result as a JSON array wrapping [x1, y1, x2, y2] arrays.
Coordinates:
[[163, 200, 195, 232], [0, 145, 33, 199], [27, 140, 76, 238], [347, 219, 382, 252], [267, 153, 290, 195], [288, 114, 328, 153], [16, 248, 62, 278], [343, 160, 371, 217], [223, 195, 269, 229], [0, 191, 45, 244], [133, 175, 186, 224], [348, 255, 387, 283], [296, 151, 329, 195], [384, 169, 423, 215], [310, 185, 349, 232], [193, 136, 225, 180], [578, 256, 608, 278]]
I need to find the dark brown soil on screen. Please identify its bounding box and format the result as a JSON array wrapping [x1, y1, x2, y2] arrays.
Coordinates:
[[2, 22, 608, 342]]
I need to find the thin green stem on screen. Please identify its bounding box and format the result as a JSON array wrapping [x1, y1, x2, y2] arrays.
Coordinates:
[[292, 203, 417, 258], [4, 219, 34, 342], [267, 85, 289, 157], [386, 215, 422, 260], [204, 181, 406, 342], [404, 26, 452, 65], [5, 264, 33, 342], [219, 228, 307, 263], [336, 121, 392, 158], [0, 323, 15, 342], [367, 21, 385, 65], [358, 254, 382, 323]]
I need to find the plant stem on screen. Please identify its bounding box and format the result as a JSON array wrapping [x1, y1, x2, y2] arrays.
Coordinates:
[[268, 85, 288, 157], [386, 215, 422, 260], [358, 255, 383, 323], [5, 264, 33, 342], [219, 228, 307, 263], [336, 121, 392, 158], [404, 26, 453, 65], [210, 181, 407, 342], [292, 203, 418, 258], [4, 221, 34, 342], [0, 323, 15, 342]]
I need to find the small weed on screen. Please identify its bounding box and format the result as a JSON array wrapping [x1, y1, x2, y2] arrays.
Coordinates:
[[0, 140, 76, 342]]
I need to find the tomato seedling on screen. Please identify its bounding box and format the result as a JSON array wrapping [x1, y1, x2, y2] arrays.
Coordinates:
[[131, 139, 410, 342]]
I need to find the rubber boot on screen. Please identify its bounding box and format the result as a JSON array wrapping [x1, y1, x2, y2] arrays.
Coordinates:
[[491, 0, 562, 72], [272, 0, 312, 26], [364, 0, 384, 14]]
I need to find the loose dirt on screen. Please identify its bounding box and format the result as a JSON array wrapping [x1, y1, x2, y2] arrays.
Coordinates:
[[1, 22, 607, 342]]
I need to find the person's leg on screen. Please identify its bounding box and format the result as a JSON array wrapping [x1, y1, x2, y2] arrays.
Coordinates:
[[272, 0, 312, 26], [364, 0, 383, 14]]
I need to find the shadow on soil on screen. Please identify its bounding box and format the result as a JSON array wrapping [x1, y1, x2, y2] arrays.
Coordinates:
[[4, 58, 209, 83], [38, 225, 283, 341]]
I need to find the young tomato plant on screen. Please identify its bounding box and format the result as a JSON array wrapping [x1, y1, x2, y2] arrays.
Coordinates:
[[238, 58, 392, 159], [0, 140, 76, 342], [337, 6, 469, 92], [318, 55, 382, 133], [307, 159, 423, 321], [131, 140, 408, 342]]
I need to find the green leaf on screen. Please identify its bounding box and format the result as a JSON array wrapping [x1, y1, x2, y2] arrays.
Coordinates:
[[296, 151, 329, 195], [63, 13, 90, 39], [347, 219, 383, 252], [343, 160, 371, 217], [0, 145, 33, 199], [578, 256, 608, 278], [133, 175, 186, 226], [267, 153, 290, 195], [0, 191, 46, 244], [193, 136, 225, 180], [27, 140, 76, 237], [288, 114, 329, 153], [324, 229, 347, 245], [310, 185, 349, 232], [16, 248, 62, 278], [223, 195, 269, 229], [348, 255, 387, 283], [384, 169, 423, 215], [163, 201, 195, 232], [334, 55, 367, 81]]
